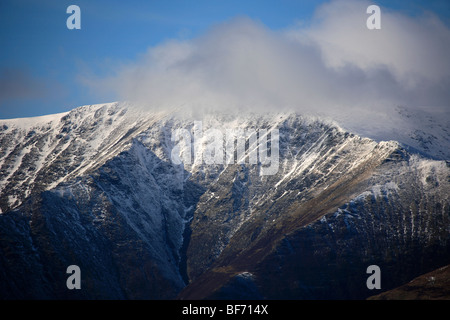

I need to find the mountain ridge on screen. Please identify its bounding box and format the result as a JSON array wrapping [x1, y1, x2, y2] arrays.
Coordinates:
[[0, 102, 448, 299]]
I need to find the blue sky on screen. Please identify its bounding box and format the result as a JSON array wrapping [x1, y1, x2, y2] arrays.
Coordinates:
[[1, 0, 449, 119]]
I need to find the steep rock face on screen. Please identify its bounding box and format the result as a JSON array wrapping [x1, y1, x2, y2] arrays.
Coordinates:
[[185, 116, 397, 281], [179, 153, 450, 299], [253, 157, 449, 299], [0, 103, 167, 214], [0, 104, 193, 299], [0, 141, 191, 299], [0, 103, 449, 299]]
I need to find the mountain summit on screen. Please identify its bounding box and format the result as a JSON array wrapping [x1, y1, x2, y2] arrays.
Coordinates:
[[0, 102, 448, 299]]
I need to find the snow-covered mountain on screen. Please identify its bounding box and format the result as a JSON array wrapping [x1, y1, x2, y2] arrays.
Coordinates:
[[0, 102, 448, 299], [334, 105, 450, 161]]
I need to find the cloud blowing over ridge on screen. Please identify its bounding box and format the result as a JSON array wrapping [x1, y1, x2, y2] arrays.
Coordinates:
[[83, 0, 450, 133]]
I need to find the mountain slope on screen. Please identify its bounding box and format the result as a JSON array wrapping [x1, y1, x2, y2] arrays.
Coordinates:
[[0, 103, 169, 214], [0, 102, 449, 299], [179, 148, 450, 299]]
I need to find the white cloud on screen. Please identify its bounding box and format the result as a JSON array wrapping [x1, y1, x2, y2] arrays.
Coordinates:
[[83, 0, 450, 135], [300, 0, 450, 86]]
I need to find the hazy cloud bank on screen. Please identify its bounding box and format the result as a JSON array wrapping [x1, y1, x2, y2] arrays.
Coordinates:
[[82, 0, 450, 133]]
